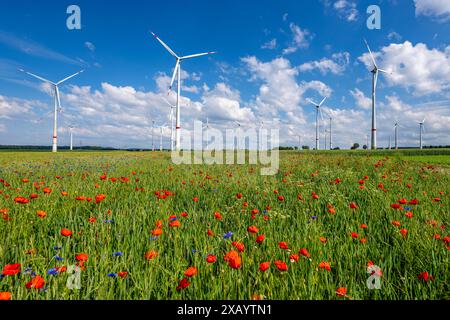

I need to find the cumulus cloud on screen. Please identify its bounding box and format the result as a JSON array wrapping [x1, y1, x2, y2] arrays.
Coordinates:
[[414, 0, 450, 22], [283, 23, 314, 55], [298, 52, 350, 75], [358, 41, 450, 96], [350, 88, 372, 110], [324, 0, 359, 22], [84, 41, 96, 52], [261, 38, 277, 50]]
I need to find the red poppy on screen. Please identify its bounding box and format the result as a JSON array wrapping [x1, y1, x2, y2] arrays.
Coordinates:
[[336, 287, 347, 297], [349, 202, 358, 209], [26, 276, 45, 289], [184, 267, 197, 278], [193, 197, 199, 202], [400, 228, 408, 236], [319, 261, 331, 271], [207, 229, 214, 237], [37, 210, 46, 218], [299, 248, 311, 258], [256, 234, 265, 243], [145, 250, 158, 260], [247, 225, 259, 234], [75, 253, 88, 262], [398, 198, 408, 204], [319, 237, 327, 243], [277, 195, 285, 201], [95, 194, 106, 203], [274, 260, 287, 271], [236, 193, 243, 199], [176, 278, 190, 291], [409, 199, 419, 205], [30, 193, 38, 199], [224, 250, 241, 269], [360, 237, 367, 244], [259, 262, 270, 272], [328, 207, 336, 214], [14, 197, 29, 204], [214, 212, 222, 220], [88, 217, 97, 223], [391, 203, 402, 210], [206, 254, 217, 263], [360, 224, 367, 229], [0, 292, 11, 300], [289, 254, 299, 262], [351, 232, 359, 239], [42, 188, 52, 194], [2, 264, 21, 276], [118, 272, 128, 278], [418, 272, 433, 282], [232, 241, 245, 252], [152, 228, 163, 236], [61, 228, 73, 237], [404, 212, 413, 218], [278, 242, 289, 250], [432, 198, 441, 202], [169, 220, 181, 228]]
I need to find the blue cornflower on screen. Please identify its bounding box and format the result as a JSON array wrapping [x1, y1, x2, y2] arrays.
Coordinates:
[[23, 267, 32, 275], [54, 255, 64, 261], [104, 219, 115, 224], [53, 246, 62, 250], [404, 206, 412, 211], [169, 217, 177, 222], [113, 252, 123, 257], [192, 249, 200, 254], [311, 216, 318, 220], [108, 273, 117, 277], [223, 231, 233, 239], [47, 268, 59, 276]]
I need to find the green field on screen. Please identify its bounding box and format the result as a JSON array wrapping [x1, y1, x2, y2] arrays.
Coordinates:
[[0, 151, 448, 300]]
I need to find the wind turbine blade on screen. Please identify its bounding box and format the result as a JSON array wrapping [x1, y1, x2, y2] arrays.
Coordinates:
[[378, 69, 392, 75], [162, 97, 173, 107], [181, 52, 217, 60], [57, 70, 84, 85], [319, 97, 327, 107], [307, 99, 318, 106], [169, 60, 180, 91], [150, 32, 179, 58], [19, 69, 55, 85], [363, 39, 378, 68], [319, 108, 324, 122]]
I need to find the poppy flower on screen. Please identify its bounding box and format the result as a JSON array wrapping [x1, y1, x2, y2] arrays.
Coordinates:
[[88, 217, 97, 223], [181, 212, 188, 217], [256, 234, 265, 244], [2, 264, 21, 276], [351, 232, 359, 239], [398, 198, 408, 204], [61, 191, 68, 196], [349, 202, 358, 209], [206, 254, 217, 263], [207, 229, 214, 237], [432, 198, 441, 202], [289, 254, 299, 262], [184, 267, 198, 278], [224, 250, 241, 269], [251, 209, 259, 215], [30, 193, 38, 199], [299, 248, 311, 258], [336, 287, 347, 297], [418, 272, 433, 282], [319, 261, 331, 271], [214, 212, 222, 220], [409, 199, 419, 205], [169, 220, 181, 228], [259, 262, 270, 272], [152, 228, 163, 236], [0, 292, 11, 300], [319, 237, 327, 243], [277, 195, 285, 201], [392, 221, 401, 227], [360, 237, 367, 244], [328, 208, 336, 214], [61, 228, 73, 237], [193, 197, 199, 202], [75, 253, 88, 262], [278, 242, 289, 250], [145, 250, 158, 261], [390, 203, 402, 210], [274, 260, 287, 271], [95, 194, 106, 203], [247, 226, 259, 234], [37, 210, 46, 218], [176, 278, 190, 291], [404, 212, 413, 218], [26, 276, 45, 289], [400, 228, 408, 236], [14, 197, 29, 204], [232, 241, 245, 252], [360, 224, 367, 229], [42, 188, 52, 194], [236, 193, 243, 199]]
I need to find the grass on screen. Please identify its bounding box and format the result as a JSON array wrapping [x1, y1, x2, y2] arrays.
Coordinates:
[[0, 151, 448, 300]]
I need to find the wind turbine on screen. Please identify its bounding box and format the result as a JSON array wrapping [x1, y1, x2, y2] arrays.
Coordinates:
[[19, 68, 84, 152], [151, 120, 155, 151], [235, 121, 242, 150], [388, 136, 391, 150], [363, 39, 391, 150], [203, 117, 210, 151], [69, 125, 74, 151], [328, 116, 333, 150], [151, 32, 216, 151], [307, 97, 327, 150], [418, 118, 425, 150], [394, 121, 400, 150], [159, 125, 164, 151]]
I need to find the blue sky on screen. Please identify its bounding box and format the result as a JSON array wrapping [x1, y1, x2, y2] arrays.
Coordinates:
[[0, 0, 449, 149]]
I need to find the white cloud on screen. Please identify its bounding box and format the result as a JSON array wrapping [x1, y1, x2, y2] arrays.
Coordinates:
[[358, 41, 450, 96], [0, 95, 46, 119], [283, 23, 314, 55], [350, 88, 372, 110], [414, 0, 450, 22], [387, 32, 402, 41], [84, 41, 96, 52], [298, 52, 350, 75], [261, 38, 277, 50], [333, 0, 359, 22]]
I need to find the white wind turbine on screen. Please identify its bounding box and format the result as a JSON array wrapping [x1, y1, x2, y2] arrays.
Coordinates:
[[203, 117, 210, 150], [69, 125, 74, 151], [151, 32, 216, 151], [418, 118, 426, 150], [307, 97, 326, 150], [394, 121, 400, 150], [364, 39, 391, 150], [19, 69, 84, 152], [234, 121, 242, 150]]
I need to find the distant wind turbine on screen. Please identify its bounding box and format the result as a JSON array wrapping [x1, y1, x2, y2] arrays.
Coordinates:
[[69, 125, 74, 151], [363, 39, 391, 150], [307, 97, 327, 150], [19, 68, 84, 152], [151, 32, 216, 151], [418, 118, 425, 150], [394, 121, 400, 150]]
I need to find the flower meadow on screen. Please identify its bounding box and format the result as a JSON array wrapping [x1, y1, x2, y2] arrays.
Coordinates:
[[0, 151, 448, 300]]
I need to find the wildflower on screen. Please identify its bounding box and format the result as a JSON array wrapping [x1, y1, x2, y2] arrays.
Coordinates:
[[289, 254, 299, 262], [37, 210, 46, 218], [392, 221, 401, 227], [169, 220, 181, 228], [47, 268, 59, 276], [54, 256, 64, 261], [0, 292, 11, 300], [224, 250, 241, 269], [26, 276, 45, 289], [278, 242, 289, 250], [349, 202, 358, 209], [184, 267, 197, 278], [319, 237, 327, 243], [207, 229, 214, 237], [400, 228, 408, 236], [232, 241, 245, 252], [152, 228, 163, 236], [274, 260, 287, 271], [75, 253, 88, 262], [336, 287, 347, 297], [223, 231, 233, 239], [418, 272, 433, 282], [113, 252, 123, 257], [60, 228, 72, 237], [118, 272, 128, 278], [88, 217, 97, 223], [360, 224, 367, 229], [214, 212, 222, 220], [299, 248, 311, 258], [256, 234, 265, 244], [277, 195, 285, 201], [176, 278, 190, 291], [247, 225, 259, 234], [145, 250, 158, 261], [409, 199, 419, 205], [404, 212, 413, 218], [206, 254, 217, 263], [108, 273, 117, 277], [351, 232, 359, 239], [2, 264, 21, 276], [319, 262, 331, 271], [236, 193, 243, 199], [259, 262, 270, 272]]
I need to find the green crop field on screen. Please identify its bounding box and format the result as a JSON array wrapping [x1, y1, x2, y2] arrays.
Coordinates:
[[0, 151, 448, 300]]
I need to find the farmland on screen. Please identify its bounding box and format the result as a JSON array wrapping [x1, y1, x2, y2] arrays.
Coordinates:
[[0, 150, 448, 300]]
